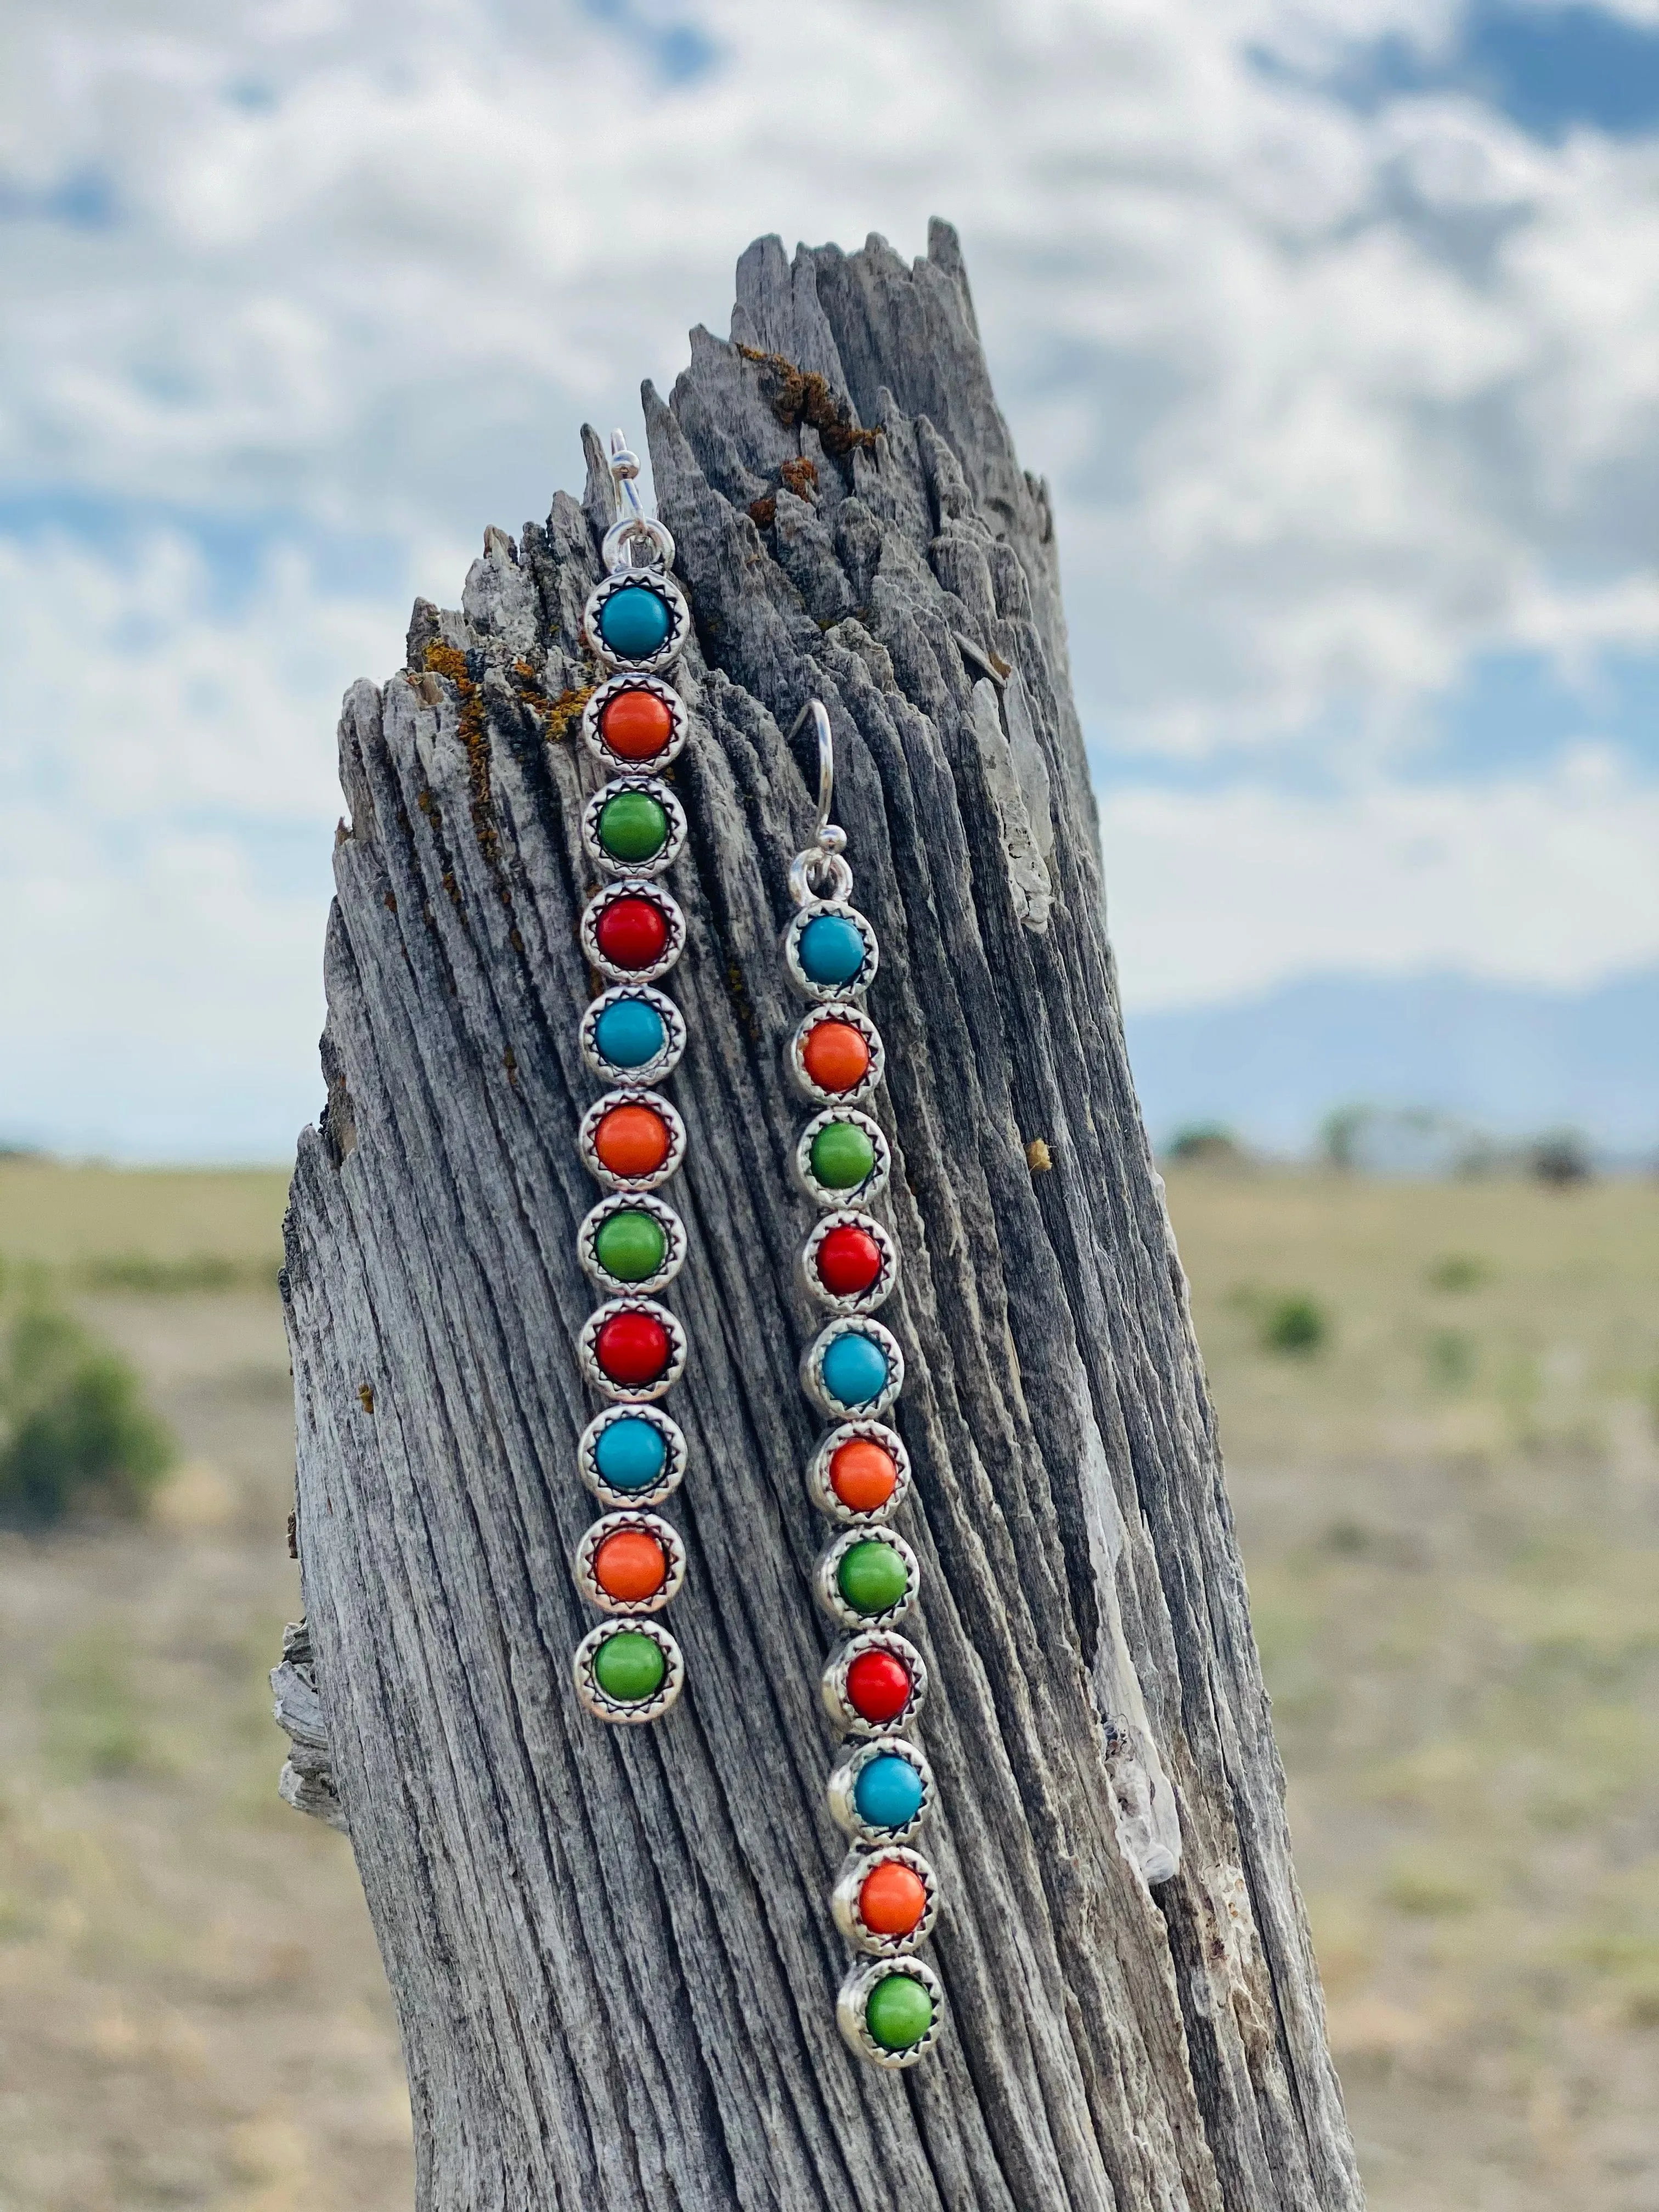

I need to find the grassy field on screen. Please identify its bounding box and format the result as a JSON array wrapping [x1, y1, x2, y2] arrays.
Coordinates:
[[1, 1156, 1656, 2209]]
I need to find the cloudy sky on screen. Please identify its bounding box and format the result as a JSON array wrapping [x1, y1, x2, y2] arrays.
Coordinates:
[[3, 0, 1658, 1158]]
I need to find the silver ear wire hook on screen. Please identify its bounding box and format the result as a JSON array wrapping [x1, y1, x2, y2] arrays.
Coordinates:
[[787, 700, 854, 907], [603, 425, 676, 573]]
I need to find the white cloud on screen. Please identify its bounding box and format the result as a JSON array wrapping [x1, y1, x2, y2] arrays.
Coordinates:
[[2, 0, 1658, 1147], [1102, 744, 1659, 1009], [0, 529, 396, 1156]]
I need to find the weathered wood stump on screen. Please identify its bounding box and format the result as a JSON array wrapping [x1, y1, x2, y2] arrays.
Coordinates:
[[276, 222, 1363, 2211]]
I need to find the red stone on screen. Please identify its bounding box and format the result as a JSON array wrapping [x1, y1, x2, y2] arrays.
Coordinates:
[[816, 1223, 883, 1298], [595, 896, 668, 970], [594, 1310, 671, 1387], [845, 1649, 911, 1725]]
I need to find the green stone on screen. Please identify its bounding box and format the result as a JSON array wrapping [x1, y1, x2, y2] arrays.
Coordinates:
[[810, 1120, 875, 1190], [598, 789, 669, 864], [866, 1972, 933, 2052], [837, 1538, 910, 1615], [591, 1630, 666, 1703], [594, 1208, 667, 1282]]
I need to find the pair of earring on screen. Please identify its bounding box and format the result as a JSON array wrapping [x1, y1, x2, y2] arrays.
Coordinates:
[[564, 435, 945, 2068]]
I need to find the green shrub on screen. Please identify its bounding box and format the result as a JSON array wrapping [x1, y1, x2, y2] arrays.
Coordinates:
[[1261, 1292, 1329, 1356], [78, 1250, 277, 1293], [1426, 1252, 1488, 1293], [0, 1284, 174, 1523]]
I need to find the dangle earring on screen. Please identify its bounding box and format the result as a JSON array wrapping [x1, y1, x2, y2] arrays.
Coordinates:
[[782, 702, 946, 2067], [569, 431, 696, 1725]]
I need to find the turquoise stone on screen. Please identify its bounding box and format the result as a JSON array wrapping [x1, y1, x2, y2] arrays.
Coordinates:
[[821, 1333, 889, 1407], [798, 913, 866, 988], [854, 1754, 924, 1830], [593, 998, 666, 1070], [594, 1415, 667, 1491], [598, 586, 672, 658]]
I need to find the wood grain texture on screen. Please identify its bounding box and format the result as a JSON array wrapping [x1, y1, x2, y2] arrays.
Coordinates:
[[278, 221, 1364, 2211]]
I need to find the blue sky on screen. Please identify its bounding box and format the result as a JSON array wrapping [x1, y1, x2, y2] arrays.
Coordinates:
[[2, 0, 1658, 1159]]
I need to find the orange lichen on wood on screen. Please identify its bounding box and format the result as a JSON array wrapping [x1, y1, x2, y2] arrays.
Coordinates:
[[735, 345, 878, 458]]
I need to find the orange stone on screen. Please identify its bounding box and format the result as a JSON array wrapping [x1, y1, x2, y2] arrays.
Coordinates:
[[830, 1437, 898, 1514], [594, 1103, 670, 1178], [802, 1018, 871, 1093], [601, 688, 674, 761], [859, 1860, 928, 1938], [593, 1527, 669, 1602]]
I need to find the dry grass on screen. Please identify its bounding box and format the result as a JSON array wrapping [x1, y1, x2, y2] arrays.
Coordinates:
[[1, 1157, 1655, 2208], [1171, 1164, 1659, 2210]]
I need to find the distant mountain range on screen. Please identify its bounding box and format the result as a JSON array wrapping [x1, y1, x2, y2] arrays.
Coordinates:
[[1121, 968, 1659, 1159]]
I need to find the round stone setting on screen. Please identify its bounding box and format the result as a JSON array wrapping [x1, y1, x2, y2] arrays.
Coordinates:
[[591, 1628, 667, 1701], [597, 586, 672, 660], [866, 1972, 934, 2052], [854, 1753, 926, 1831], [599, 690, 674, 762], [594, 1209, 667, 1283], [597, 788, 669, 862]]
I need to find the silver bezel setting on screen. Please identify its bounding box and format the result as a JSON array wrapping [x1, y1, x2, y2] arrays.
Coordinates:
[[579, 986, 686, 1087], [582, 775, 687, 879], [574, 1509, 687, 1617], [806, 1420, 912, 1526], [580, 672, 690, 773], [827, 1732, 936, 1845], [578, 1403, 686, 1511], [786, 1001, 885, 1108], [815, 1525, 921, 1633], [798, 1209, 899, 1317], [579, 1089, 686, 1194], [821, 1629, 928, 1736], [836, 1955, 946, 2070], [802, 1316, 905, 1422], [794, 1108, 891, 1210], [582, 572, 692, 679], [782, 899, 880, 1003], [831, 1846, 941, 1957], [573, 1618, 685, 1726], [578, 1296, 687, 1404], [580, 879, 686, 987], [577, 1192, 686, 1298]]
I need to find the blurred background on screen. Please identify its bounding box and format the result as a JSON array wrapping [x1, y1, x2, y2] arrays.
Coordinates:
[[1, 2, 1656, 2208]]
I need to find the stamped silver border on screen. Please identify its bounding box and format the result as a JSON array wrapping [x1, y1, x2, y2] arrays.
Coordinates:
[[802, 1316, 904, 1421], [815, 1525, 921, 1632], [577, 1192, 686, 1297], [836, 1955, 946, 2069], [782, 899, 880, 1003], [580, 879, 685, 986], [578, 1403, 686, 1511], [573, 1617, 685, 1725], [793, 1108, 891, 1210], [573, 1509, 686, 1617], [821, 1629, 928, 1737], [582, 572, 692, 679], [580, 673, 690, 773], [578, 1296, 687, 1403], [806, 1420, 912, 1526], [579, 1089, 686, 1194], [579, 986, 686, 1087], [827, 1731, 935, 1845], [786, 1001, 885, 1108], [831, 1845, 940, 1957], [798, 1209, 899, 1317], [582, 775, 687, 878]]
